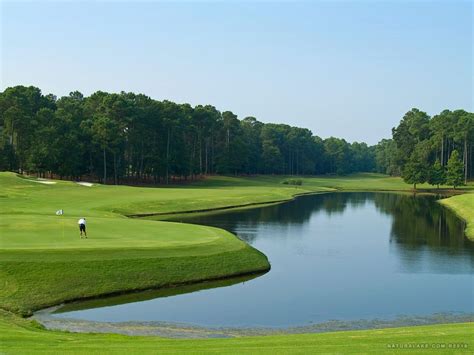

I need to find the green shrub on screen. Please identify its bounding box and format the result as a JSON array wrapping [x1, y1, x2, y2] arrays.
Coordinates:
[[282, 179, 303, 186]]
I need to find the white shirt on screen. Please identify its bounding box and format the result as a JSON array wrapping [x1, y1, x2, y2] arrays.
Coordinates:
[[78, 218, 86, 225]]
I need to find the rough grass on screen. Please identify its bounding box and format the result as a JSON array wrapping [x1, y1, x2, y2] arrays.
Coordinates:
[[1, 310, 472, 354]]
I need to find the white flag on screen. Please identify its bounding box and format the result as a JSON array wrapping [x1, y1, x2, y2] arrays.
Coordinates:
[[56, 209, 64, 216]]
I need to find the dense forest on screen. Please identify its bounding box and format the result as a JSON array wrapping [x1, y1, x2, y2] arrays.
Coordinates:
[[377, 108, 473, 188], [0, 86, 375, 183], [0, 86, 472, 186]]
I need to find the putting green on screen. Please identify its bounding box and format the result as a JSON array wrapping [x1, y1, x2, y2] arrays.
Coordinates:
[[0, 215, 243, 251]]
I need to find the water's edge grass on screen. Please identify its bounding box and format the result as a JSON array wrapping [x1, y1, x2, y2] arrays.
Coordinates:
[[2, 309, 473, 354], [439, 193, 474, 241]]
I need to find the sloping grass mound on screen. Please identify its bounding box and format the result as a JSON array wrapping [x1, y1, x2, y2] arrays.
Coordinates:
[[0, 172, 270, 314], [439, 193, 474, 240], [1, 246, 269, 316]]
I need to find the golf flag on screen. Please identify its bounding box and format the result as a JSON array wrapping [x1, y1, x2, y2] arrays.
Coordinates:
[[56, 209, 64, 216]]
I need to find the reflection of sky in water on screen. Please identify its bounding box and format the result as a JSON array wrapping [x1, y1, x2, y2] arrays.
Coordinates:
[[54, 193, 474, 328]]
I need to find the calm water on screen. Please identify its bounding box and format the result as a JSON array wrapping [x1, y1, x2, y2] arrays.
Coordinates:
[[53, 192, 474, 328]]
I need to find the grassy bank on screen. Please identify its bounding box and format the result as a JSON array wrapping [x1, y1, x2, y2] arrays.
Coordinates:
[[1, 310, 472, 354], [0, 172, 272, 315], [439, 193, 474, 240]]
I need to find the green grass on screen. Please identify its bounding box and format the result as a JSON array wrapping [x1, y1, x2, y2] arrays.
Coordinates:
[[0, 171, 473, 353], [1, 310, 472, 354], [189, 173, 473, 192], [0, 172, 275, 315], [439, 192, 474, 240]]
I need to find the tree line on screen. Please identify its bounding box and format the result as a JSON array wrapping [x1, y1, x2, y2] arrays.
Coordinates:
[[376, 108, 473, 188], [1, 86, 471, 187], [0, 86, 376, 183]]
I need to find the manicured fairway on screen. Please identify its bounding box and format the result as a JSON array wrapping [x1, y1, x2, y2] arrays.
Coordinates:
[[0, 172, 473, 353]]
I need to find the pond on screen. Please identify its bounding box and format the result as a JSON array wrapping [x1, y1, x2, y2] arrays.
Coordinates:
[[48, 192, 474, 330]]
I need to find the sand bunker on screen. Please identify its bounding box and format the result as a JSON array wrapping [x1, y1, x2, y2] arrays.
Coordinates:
[[31, 180, 57, 185], [76, 182, 94, 187]]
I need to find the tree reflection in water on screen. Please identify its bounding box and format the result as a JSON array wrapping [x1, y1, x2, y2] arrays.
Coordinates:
[[178, 192, 473, 269]]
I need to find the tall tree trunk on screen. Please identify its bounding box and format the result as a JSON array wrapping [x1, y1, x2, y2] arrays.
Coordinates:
[[9, 123, 14, 145], [227, 128, 230, 172], [17, 134, 22, 174], [205, 140, 208, 175], [211, 134, 214, 174], [103, 147, 107, 185], [288, 150, 290, 175], [296, 150, 299, 175], [464, 137, 468, 184], [113, 152, 117, 185], [190, 137, 196, 177], [447, 138, 451, 161], [166, 128, 170, 184], [89, 151, 93, 175], [124, 146, 129, 179], [139, 141, 144, 180], [441, 135, 444, 166], [470, 144, 473, 180], [199, 131, 202, 175]]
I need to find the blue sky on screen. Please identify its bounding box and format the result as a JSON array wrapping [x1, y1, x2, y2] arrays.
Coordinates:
[[1, 1, 472, 144]]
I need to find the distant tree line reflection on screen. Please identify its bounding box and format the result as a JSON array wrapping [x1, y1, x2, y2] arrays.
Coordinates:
[[181, 192, 473, 257]]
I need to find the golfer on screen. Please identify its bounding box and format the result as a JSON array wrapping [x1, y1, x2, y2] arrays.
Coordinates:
[[78, 217, 87, 238]]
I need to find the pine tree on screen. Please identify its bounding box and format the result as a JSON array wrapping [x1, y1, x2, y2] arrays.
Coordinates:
[[402, 142, 430, 189], [446, 150, 464, 189], [428, 159, 445, 189]]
